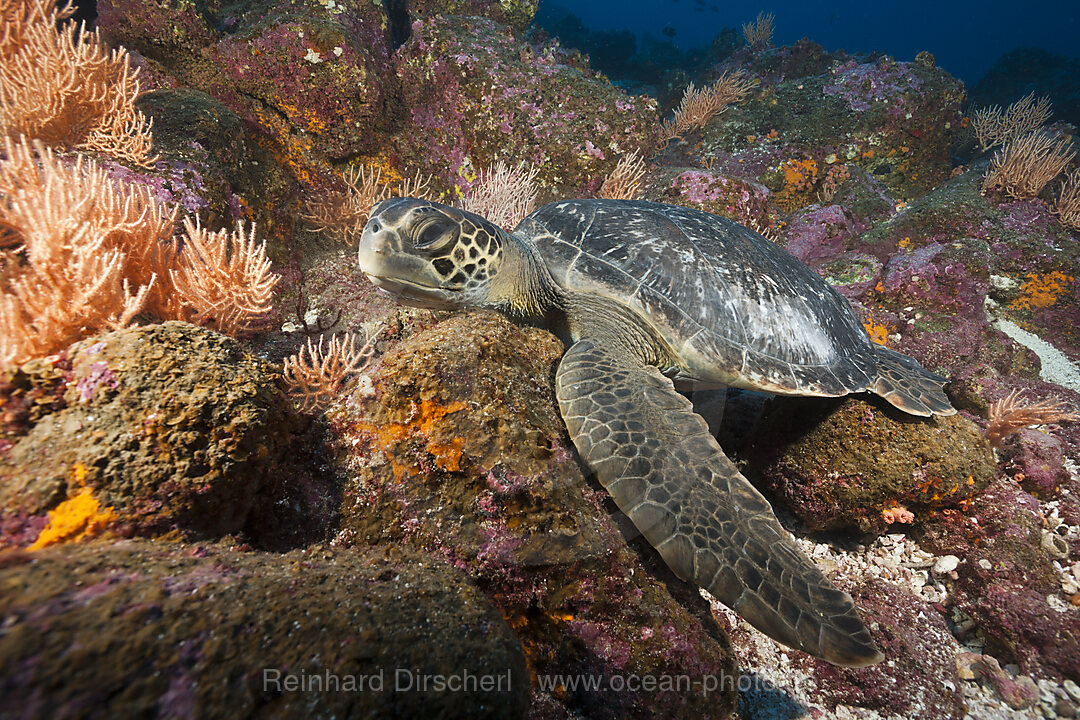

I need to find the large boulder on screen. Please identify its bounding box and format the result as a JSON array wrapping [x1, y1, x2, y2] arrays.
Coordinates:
[[698, 46, 966, 204], [0, 323, 310, 548], [739, 396, 998, 534], [0, 540, 528, 719], [328, 311, 738, 719]]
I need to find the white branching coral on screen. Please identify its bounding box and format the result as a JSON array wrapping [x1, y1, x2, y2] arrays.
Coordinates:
[[985, 389, 1079, 447], [971, 93, 1053, 152], [658, 71, 757, 145], [282, 329, 382, 412], [302, 164, 435, 243], [982, 131, 1075, 200], [171, 216, 279, 336], [599, 150, 648, 200], [1052, 168, 1080, 231], [0, 137, 281, 368], [0, 137, 174, 366], [0, 0, 158, 167], [458, 160, 539, 230], [742, 12, 775, 49]]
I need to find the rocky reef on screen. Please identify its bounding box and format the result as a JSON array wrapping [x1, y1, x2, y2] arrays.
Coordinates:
[[0, 540, 528, 719], [327, 311, 738, 719], [2, 1, 1080, 719]]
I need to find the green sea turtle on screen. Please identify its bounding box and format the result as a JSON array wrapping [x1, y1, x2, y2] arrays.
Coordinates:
[[358, 197, 955, 667]]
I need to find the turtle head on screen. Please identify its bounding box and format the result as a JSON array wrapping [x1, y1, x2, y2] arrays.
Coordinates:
[[358, 197, 505, 309]]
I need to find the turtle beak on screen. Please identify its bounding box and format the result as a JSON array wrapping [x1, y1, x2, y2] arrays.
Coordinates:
[[358, 218, 459, 309]]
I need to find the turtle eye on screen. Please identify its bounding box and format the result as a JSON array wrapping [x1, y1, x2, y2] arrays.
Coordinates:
[[414, 219, 455, 250]]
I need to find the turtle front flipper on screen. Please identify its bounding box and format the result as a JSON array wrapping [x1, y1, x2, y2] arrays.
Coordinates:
[[556, 338, 884, 668]]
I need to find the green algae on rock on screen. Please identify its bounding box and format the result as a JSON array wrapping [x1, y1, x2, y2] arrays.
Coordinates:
[[741, 395, 997, 534], [329, 311, 738, 720], [699, 48, 965, 204], [0, 323, 296, 547], [0, 540, 528, 719]]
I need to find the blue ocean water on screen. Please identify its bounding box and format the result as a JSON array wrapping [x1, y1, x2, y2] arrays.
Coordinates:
[[538, 0, 1079, 87]]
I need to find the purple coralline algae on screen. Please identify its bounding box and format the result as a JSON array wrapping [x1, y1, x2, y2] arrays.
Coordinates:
[[918, 479, 1080, 681], [392, 15, 658, 198]]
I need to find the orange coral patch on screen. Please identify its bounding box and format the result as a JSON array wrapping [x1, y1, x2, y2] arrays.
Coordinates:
[[1008, 271, 1074, 311], [775, 158, 820, 212], [863, 315, 892, 346], [29, 469, 116, 550], [357, 399, 467, 479]]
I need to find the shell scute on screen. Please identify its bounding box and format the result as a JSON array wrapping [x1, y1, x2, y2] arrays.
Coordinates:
[[516, 199, 878, 393]]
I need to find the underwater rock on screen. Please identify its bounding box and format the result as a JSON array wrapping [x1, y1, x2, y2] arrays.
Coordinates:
[[0, 540, 528, 719], [739, 396, 997, 534], [917, 478, 1080, 682], [403, 0, 540, 34], [782, 203, 864, 267], [702, 49, 965, 203], [799, 578, 965, 719], [651, 168, 774, 233], [131, 88, 298, 251], [392, 15, 659, 199], [998, 426, 1072, 498], [329, 311, 737, 719], [98, 0, 397, 178], [0, 323, 297, 548]]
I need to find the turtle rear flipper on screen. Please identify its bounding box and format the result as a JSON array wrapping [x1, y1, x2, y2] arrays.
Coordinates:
[[870, 345, 955, 417], [556, 338, 885, 668]]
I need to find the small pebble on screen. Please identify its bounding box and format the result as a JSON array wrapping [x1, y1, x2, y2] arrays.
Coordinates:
[[934, 555, 960, 574], [1064, 679, 1080, 704], [1042, 532, 1069, 559]]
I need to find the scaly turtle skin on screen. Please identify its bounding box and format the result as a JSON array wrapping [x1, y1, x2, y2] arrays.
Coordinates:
[[359, 197, 955, 667]]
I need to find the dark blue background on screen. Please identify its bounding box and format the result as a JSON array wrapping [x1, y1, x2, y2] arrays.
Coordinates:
[[541, 0, 1080, 85]]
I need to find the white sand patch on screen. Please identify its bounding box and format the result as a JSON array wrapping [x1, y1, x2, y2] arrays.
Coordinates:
[[992, 317, 1080, 393]]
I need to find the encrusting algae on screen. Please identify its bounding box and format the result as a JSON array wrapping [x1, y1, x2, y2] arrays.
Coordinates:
[[353, 399, 468, 479], [28, 464, 117, 550]]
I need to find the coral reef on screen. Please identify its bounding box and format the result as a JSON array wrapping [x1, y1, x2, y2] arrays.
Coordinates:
[[2, 2, 1079, 716]]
